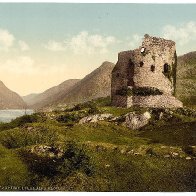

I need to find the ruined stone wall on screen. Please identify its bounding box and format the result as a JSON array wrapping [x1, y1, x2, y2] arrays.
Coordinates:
[[127, 95, 183, 108], [111, 34, 182, 108], [111, 51, 133, 106], [133, 34, 176, 95]]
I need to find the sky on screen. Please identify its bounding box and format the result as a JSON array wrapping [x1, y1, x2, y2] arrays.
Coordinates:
[[0, 3, 196, 96]]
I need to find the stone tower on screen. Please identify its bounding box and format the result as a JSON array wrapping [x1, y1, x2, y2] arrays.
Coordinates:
[[111, 34, 183, 108]]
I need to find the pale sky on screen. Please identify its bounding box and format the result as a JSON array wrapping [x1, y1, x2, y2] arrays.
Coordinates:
[[0, 3, 196, 96]]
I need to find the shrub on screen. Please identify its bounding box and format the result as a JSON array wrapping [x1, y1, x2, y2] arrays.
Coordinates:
[[183, 146, 196, 157], [0, 113, 45, 132], [133, 87, 163, 96], [88, 105, 100, 115], [56, 113, 79, 123], [20, 141, 93, 178], [116, 87, 163, 96]]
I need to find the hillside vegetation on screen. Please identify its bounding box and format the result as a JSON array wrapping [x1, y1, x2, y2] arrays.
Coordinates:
[[0, 97, 195, 191], [176, 51, 196, 107]]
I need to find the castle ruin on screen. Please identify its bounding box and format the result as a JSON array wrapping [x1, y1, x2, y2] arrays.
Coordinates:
[[111, 34, 183, 108]]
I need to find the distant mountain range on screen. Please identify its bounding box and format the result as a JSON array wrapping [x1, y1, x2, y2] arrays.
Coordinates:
[[0, 52, 195, 110], [0, 81, 26, 109], [23, 61, 115, 109], [23, 79, 80, 109]]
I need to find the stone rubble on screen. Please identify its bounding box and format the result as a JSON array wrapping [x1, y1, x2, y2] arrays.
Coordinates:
[[124, 111, 151, 130]]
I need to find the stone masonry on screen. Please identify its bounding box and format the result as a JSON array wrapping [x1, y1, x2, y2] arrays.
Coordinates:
[[111, 34, 183, 108]]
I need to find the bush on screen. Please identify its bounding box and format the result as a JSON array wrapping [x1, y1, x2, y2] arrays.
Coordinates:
[[183, 146, 196, 157], [20, 141, 93, 178], [56, 113, 79, 123], [88, 105, 100, 115], [116, 87, 163, 96], [0, 113, 45, 132], [56, 110, 87, 123], [133, 87, 163, 96]]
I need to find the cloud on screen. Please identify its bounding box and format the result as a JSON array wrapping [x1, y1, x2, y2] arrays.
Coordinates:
[[127, 34, 142, 49], [1, 56, 36, 74], [18, 40, 30, 51], [67, 31, 117, 54], [162, 21, 196, 46], [45, 31, 118, 54], [0, 28, 15, 51], [44, 40, 66, 51]]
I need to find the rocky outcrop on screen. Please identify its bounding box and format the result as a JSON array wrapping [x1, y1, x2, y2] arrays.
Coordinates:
[[124, 111, 151, 130], [30, 145, 64, 158], [79, 113, 113, 124], [79, 111, 151, 130]]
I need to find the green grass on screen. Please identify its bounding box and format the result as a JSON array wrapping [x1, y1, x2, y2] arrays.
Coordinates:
[[140, 121, 196, 146], [0, 144, 30, 189], [85, 150, 196, 192], [0, 102, 195, 191], [64, 122, 148, 148], [0, 123, 66, 149]]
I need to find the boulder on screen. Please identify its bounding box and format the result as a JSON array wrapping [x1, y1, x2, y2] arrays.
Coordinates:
[[79, 113, 113, 124], [30, 145, 64, 158], [124, 111, 151, 130]]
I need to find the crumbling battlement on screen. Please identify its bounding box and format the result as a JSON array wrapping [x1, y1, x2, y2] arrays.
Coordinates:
[[111, 34, 183, 108]]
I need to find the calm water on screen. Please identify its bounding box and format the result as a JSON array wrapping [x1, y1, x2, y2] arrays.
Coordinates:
[[0, 109, 34, 123]]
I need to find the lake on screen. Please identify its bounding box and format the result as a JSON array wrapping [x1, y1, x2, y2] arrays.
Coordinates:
[[0, 109, 34, 123]]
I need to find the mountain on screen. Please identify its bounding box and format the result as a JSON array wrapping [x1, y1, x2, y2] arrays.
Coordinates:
[[23, 79, 80, 109], [176, 51, 196, 107], [57, 61, 115, 106], [0, 81, 26, 109], [24, 61, 115, 109], [23, 93, 39, 105]]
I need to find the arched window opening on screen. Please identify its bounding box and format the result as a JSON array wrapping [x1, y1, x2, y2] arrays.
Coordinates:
[[151, 65, 155, 72], [140, 61, 144, 67], [163, 63, 169, 73]]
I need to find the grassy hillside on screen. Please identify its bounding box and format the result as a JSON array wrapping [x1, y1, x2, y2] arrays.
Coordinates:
[[176, 52, 196, 107], [0, 98, 195, 191]]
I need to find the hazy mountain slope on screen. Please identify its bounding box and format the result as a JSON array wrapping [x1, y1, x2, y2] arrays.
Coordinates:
[[23, 93, 39, 105], [57, 61, 115, 106], [23, 79, 80, 109], [0, 81, 26, 109], [176, 51, 196, 106]]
